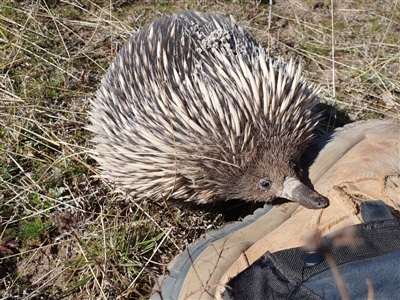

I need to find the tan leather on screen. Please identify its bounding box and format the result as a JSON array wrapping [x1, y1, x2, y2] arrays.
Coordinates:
[[216, 120, 400, 298]]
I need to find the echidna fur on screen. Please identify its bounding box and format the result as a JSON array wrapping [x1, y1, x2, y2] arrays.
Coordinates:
[[88, 11, 328, 209]]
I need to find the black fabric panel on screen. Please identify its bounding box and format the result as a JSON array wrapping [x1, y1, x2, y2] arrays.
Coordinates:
[[226, 219, 400, 299], [273, 219, 400, 283], [226, 252, 323, 300]]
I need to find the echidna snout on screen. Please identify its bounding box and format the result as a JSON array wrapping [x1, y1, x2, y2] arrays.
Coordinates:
[[278, 178, 329, 209], [89, 11, 330, 210]]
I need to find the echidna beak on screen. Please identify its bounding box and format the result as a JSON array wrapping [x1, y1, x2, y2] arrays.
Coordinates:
[[279, 177, 329, 209]]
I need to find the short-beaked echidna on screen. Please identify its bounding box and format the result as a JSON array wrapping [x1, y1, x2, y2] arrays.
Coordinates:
[[89, 11, 329, 209]]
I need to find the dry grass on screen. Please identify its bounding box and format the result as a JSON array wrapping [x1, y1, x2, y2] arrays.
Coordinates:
[[0, 0, 399, 299]]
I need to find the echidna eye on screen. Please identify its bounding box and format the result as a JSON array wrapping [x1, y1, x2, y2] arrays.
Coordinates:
[[289, 160, 297, 169], [259, 178, 271, 190]]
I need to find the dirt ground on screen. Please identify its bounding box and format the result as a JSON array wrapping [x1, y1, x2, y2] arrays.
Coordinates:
[[0, 0, 399, 299]]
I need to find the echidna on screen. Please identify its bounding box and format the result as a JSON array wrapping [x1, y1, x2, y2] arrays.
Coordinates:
[[89, 11, 329, 209]]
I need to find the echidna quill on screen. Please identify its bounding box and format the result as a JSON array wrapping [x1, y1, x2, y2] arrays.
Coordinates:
[[89, 11, 329, 209]]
